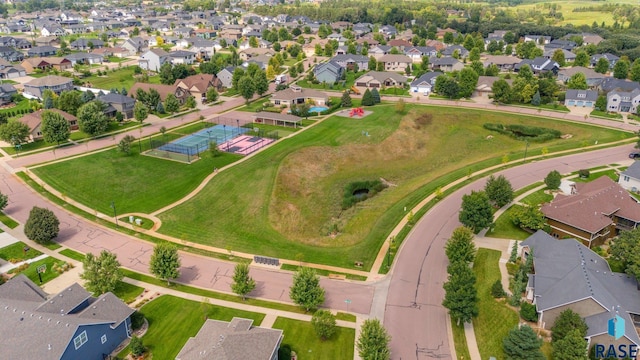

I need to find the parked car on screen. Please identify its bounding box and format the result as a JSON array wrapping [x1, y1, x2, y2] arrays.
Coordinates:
[[629, 152, 640, 159]]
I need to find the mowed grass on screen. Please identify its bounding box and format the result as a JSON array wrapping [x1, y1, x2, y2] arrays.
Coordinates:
[[112, 281, 144, 304], [272, 317, 355, 360], [32, 130, 242, 215], [157, 104, 632, 268], [0, 241, 42, 261], [486, 205, 531, 240], [133, 295, 264, 360], [521, 189, 554, 206], [503, 1, 618, 26], [473, 248, 519, 360], [8, 256, 63, 284], [81, 66, 161, 90]]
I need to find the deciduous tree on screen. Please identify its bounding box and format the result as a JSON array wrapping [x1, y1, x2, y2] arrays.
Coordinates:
[[552, 49, 565, 67], [24, 207, 59, 244], [442, 261, 479, 325], [0, 191, 7, 212], [41, 110, 70, 146], [550, 309, 588, 342], [0, 120, 30, 145], [610, 227, 640, 281], [552, 329, 588, 360], [56, 90, 83, 115], [164, 94, 180, 113], [77, 101, 109, 136], [134, 102, 148, 124], [357, 319, 391, 360], [459, 190, 493, 233], [289, 267, 325, 312], [231, 263, 256, 300], [238, 76, 255, 104], [595, 57, 609, 74], [445, 226, 476, 264], [118, 135, 135, 155], [311, 310, 336, 340], [206, 87, 219, 103], [149, 243, 181, 285], [613, 58, 630, 79], [485, 175, 514, 208], [544, 170, 562, 189], [491, 79, 512, 103], [81, 250, 122, 294], [253, 70, 269, 96], [457, 67, 479, 98], [566, 72, 588, 90]]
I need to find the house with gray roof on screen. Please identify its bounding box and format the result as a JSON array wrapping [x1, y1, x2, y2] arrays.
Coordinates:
[[440, 45, 469, 59], [69, 38, 104, 51], [314, 60, 344, 84], [515, 57, 559, 75], [139, 48, 170, 72], [410, 71, 442, 95], [591, 53, 619, 69], [429, 56, 464, 73], [354, 71, 407, 89], [606, 88, 640, 113], [619, 160, 640, 192], [599, 78, 640, 93], [521, 231, 640, 352], [565, 89, 599, 108], [0, 274, 134, 360], [557, 67, 605, 88], [23, 75, 73, 99], [330, 54, 370, 71], [169, 50, 196, 65]]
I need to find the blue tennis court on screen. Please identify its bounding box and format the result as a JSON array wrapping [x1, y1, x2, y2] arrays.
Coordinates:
[[158, 125, 248, 155]]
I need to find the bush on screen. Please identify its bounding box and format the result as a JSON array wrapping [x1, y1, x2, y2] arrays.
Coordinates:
[[130, 311, 145, 330], [483, 123, 561, 142], [342, 179, 388, 209], [491, 279, 507, 298], [520, 302, 538, 322], [578, 169, 590, 178], [130, 335, 145, 357], [278, 344, 292, 360]]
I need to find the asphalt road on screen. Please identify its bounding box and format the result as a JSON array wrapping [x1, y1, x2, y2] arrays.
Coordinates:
[[384, 144, 634, 360]]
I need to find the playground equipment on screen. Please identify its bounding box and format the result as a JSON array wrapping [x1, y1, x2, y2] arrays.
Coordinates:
[[349, 107, 365, 117], [350, 86, 361, 95]]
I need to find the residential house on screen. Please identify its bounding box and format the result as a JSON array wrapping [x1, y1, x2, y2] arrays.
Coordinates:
[[410, 71, 442, 95], [194, 29, 216, 40], [20, 109, 78, 140], [520, 231, 640, 353], [27, 46, 58, 57], [122, 37, 148, 54], [23, 75, 74, 99], [129, 83, 191, 104], [474, 76, 513, 99], [378, 54, 412, 72], [217, 66, 236, 89], [564, 89, 599, 108], [378, 25, 397, 38], [515, 57, 559, 75], [270, 85, 328, 107], [404, 46, 438, 63], [69, 38, 104, 51], [64, 53, 103, 66], [590, 53, 619, 69], [138, 49, 170, 72], [441, 45, 469, 59], [314, 60, 344, 84], [327, 33, 348, 47], [40, 25, 65, 37], [0, 60, 26, 78], [557, 67, 605, 88], [599, 78, 640, 93], [0, 46, 24, 62], [174, 74, 222, 103], [436, 28, 457, 39], [545, 39, 577, 51], [429, 56, 464, 73], [354, 71, 407, 89], [97, 93, 136, 119], [42, 57, 73, 71], [606, 89, 640, 113], [619, 160, 640, 192], [0, 83, 17, 105], [368, 45, 392, 60], [543, 48, 576, 63], [21, 58, 53, 73], [168, 50, 196, 65], [0, 274, 135, 360], [524, 35, 551, 44], [482, 55, 521, 72], [190, 39, 219, 61], [540, 176, 640, 247], [175, 317, 283, 360], [239, 48, 274, 62], [35, 36, 59, 47], [173, 27, 195, 38], [330, 54, 369, 71]]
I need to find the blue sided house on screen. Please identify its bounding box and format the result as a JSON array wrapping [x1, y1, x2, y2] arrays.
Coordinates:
[[0, 274, 135, 360]]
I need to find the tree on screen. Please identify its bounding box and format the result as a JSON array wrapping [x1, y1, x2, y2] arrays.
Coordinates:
[[185, 96, 196, 109], [459, 190, 493, 233], [594, 57, 609, 74], [232, 67, 245, 90], [491, 79, 512, 103], [630, 59, 640, 82], [511, 205, 546, 231], [566, 72, 588, 90], [56, 91, 83, 115], [361, 88, 374, 106], [249, 36, 258, 48], [445, 226, 476, 264], [80, 250, 122, 294], [531, 91, 541, 106], [613, 58, 630, 79], [81, 90, 95, 103], [43, 90, 56, 109], [118, 135, 135, 154], [238, 76, 255, 104], [231, 263, 256, 300], [159, 62, 175, 84], [24, 207, 59, 244], [77, 102, 109, 137], [485, 175, 514, 208], [130, 336, 145, 357], [357, 319, 391, 360], [209, 141, 221, 157], [368, 56, 377, 72], [503, 325, 545, 360], [610, 227, 640, 281], [442, 261, 479, 325], [341, 91, 352, 107], [574, 50, 589, 67], [149, 243, 181, 285], [552, 49, 565, 67], [134, 102, 148, 124], [371, 88, 381, 104], [155, 101, 165, 114], [595, 95, 607, 111], [206, 87, 219, 103], [491, 279, 507, 298], [544, 170, 562, 189], [552, 329, 588, 360], [470, 60, 484, 76], [0, 120, 30, 145], [164, 94, 180, 113], [457, 67, 479, 98], [253, 71, 269, 96], [0, 192, 7, 212], [550, 309, 588, 342], [289, 267, 325, 312], [435, 75, 460, 99], [41, 110, 70, 146], [311, 310, 336, 340], [519, 302, 537, 322]]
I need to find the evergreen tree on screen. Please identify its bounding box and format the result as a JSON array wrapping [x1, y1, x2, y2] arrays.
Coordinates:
[[531, 91, 541, 106], [552, 329, 588, 360], [484, 175, 514, 208], [341, 91, 352, 107], [445, 226, 476, 264], [503, 325, 545, 360], [371, 88, 381, 104], [361, 88, 374, 106], [550, 309, 588, 342], [155, 101, 165, 114]]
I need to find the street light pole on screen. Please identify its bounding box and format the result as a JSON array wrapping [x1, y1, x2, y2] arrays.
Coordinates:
[[110, 201, 119, 228], [523, 140, 529, 162]]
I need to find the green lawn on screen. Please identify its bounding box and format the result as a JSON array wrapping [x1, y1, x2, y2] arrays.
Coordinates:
[[272, 317, 355, 360], [573, 169, 619, 183], [451, 317, 471, 360], [112, 281, 144, 304], [379, 87, 410, 96], [521, 189, 553, 206], [0, 241, 42, 262], [155, 105, 631, 268], [80, 66, 161, 91], [0, 98, 31, 118], [590, 110, 623, 120], [8, 256, 64, 285], [280, 264, 367, 281], [473, 248, 519, 360], [129, 295, 264, 359], [0, 212, 19, 228], [59, 248, 85, 262], [32, 125, 243, 215], [237, 98, 272, 112], [297, 70, 366, 91], [486, 205, 531, 240]]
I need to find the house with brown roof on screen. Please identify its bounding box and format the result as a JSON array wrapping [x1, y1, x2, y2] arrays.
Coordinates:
[[540, 176, 640, 247], [176, 317, 283, 360], [354, 71, 407, 89], [23, 75, 73, 99], [19, 109, 78, 141], [239, 48, 275, 62], [270, 85, 328, 107], [378, 54, 412, 72], [129, 83, 191, 104], [473, 76, 513, 99], [174, 74, 222, 104]]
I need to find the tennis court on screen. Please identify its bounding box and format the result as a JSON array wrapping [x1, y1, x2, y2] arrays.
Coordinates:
[[158, 125, 249, 155]]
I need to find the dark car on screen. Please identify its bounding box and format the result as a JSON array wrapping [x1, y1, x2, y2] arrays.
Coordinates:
[[630, 152, 640, 159]]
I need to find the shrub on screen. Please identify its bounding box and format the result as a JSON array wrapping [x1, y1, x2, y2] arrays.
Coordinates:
[[483, 123, 561, 142], [278, 344, 292, 360], [130, 335, 145, 357], [520, 302, 538, 322], [342, 179, 388, 209], [578, 169, 590, 178], [131, 311, 145, 330], [491, 279, 506, 298]]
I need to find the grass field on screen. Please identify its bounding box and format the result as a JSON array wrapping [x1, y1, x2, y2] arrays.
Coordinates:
[[0, 241, 42, 262], [80, 66, 161, 90], [32, 125, 243, 215], [112, 281, 144, 304], [473, 248, 519, 360], [8, 256, 64, 285], [486, 205, 531, 240], [500, 0, 619, 26], [272, 317, 355, 360], [58, 248, 85, 262], [521, 189, 554, 206], [154, 104, 632, 268], [0, 212, 19, 229], [451, 317, 471, 360], [130, 295, 264, 359]]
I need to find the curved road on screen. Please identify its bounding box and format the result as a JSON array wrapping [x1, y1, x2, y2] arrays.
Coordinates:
[[385, 144, 635, 359]]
